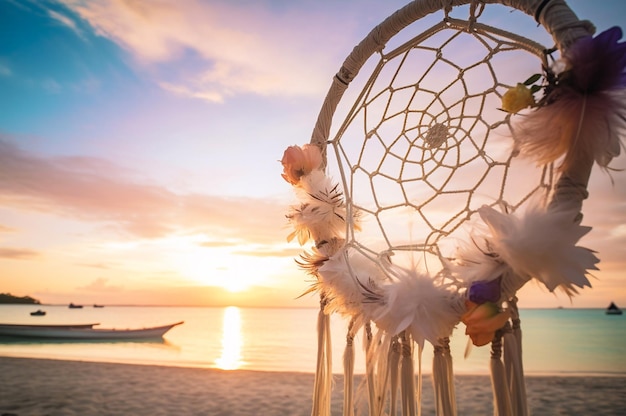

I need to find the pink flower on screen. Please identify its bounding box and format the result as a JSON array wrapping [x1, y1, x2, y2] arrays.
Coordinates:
[[280, 144, 323, 185], [461, 300, 511, 347]]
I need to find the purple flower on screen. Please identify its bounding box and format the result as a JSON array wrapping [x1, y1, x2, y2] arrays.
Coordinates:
[[564, 26, 626, 93], [468, 277, 501, 304]]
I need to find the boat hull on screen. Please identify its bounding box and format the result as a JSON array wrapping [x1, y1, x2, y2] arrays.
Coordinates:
[[0, 322, 183, 339]]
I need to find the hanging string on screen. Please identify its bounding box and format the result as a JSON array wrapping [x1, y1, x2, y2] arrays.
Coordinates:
[[504, 299, 528, 416], [490, 329, 512, 416], [373, 334, 392, 416], [343, 317, 357, 416], [400, 331, 417, 416], [433, 337, 457, 416], [311, 295, 332, 416], [388, 335, 401, 416], [443, 337, 457, 415], [364, 322, 378, 415], [433, 343, 447, 416]]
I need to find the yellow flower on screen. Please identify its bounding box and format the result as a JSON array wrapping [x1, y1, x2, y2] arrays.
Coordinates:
[[501, 83, 536, 113], [461, 300, 511, 346], [280, 144, 322, 185]]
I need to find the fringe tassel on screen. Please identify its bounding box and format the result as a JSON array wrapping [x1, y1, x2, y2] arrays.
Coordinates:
[[417, 342, 423, 416], [432, 345, 446, 416], [400, 331, 417, 416], [433, 338, 457, 416], [312, 298, 332, 416], [444, 338, 457, 416], [343, 318, 356, 416], [389, 335, 401, 416], [323, 310, 332, 413], [490, 329, 512, 416], [365, 322, 377, 415], [373, 334, 391, 416], [504, 300, 528, 416]]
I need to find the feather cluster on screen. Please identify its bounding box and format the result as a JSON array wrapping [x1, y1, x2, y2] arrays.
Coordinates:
[[371, 264, 463, 349], [317, 248, 463, 349], [514, 27, 626, 171], [286, 170, 350, 248], [453, 202, 598, 298], [316, 247, 384, 318]]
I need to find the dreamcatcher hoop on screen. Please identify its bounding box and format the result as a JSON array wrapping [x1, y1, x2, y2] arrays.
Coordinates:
[[280, 0, 624, 415]]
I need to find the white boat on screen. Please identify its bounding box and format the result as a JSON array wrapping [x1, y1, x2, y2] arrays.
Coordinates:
[[0, 321, 183, 339]]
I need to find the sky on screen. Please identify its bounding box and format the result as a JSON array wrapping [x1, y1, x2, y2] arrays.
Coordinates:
[[1, 0, 625, 308]]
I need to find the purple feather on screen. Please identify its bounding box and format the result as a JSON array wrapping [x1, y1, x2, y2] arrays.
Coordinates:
[[563, 26, 626, 92], [468, 277, 502, 304]]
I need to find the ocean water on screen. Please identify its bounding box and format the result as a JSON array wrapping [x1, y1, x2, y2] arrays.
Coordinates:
[[0, 305, 624, 376]]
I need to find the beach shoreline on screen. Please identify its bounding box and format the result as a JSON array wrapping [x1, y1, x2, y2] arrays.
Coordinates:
[[1, 356, 625, 415]]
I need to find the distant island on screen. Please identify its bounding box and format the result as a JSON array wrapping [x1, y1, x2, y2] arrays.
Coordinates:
[[0, 293, 41, 305]]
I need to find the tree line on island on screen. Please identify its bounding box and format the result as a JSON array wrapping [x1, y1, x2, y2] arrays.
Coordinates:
[[0, 293, 41, 304]]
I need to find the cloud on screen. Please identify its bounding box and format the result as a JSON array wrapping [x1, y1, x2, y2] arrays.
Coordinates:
[[70, 76, 102, 94], [78, 277, 122, 292], [0, 225, 16, 233], [158, 81, 224, 104], [0, 62, 11, 77], [0, 139, 286, 244], [41, 77, 62, 94], [48, 9, 85, 39], [59, 0, 351, 102], [77, 262, 114, 269], [0, 247, 40, 260], [233, 247, 303, 258], [199, 240, 241, 248]]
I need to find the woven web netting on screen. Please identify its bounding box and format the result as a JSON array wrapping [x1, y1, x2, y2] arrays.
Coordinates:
[[326, 18, 556, 279]]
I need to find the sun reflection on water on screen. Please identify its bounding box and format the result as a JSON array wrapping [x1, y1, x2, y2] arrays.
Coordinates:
[[215, 306, 243, 370]]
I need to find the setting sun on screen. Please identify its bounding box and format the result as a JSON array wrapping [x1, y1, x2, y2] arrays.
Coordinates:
[[164, 234, 288, 293]]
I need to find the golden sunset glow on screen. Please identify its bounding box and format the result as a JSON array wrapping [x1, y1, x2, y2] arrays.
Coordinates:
[[0, 0, 624, 310], [167, 235, 284, 293], [215, 306, 243, 370]]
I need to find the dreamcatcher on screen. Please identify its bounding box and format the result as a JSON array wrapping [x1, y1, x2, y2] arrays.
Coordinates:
[[280, 0, 625, 415]]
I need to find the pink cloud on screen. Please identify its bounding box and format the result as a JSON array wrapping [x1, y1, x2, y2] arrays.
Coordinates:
[[233, 247, 303, 258], [78, 277, 122, 292], [0, 224, 16, 233], [76, 262, 115, 269], [0, 139, 287, 243], [0, 247, 40, 260], [59, 0, 351, 101]]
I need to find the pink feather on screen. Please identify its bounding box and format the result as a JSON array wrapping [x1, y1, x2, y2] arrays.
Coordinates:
[[514, 89, 625, 170], [514, 27, 626, 171]]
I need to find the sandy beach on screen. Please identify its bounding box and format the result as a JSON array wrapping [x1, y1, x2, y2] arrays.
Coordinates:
[[1, 357, 625, 415]]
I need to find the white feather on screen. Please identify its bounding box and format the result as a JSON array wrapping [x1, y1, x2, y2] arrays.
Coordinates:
[[293, 170, 351, 244], [447, 234, 509, 287], [478, 203, 598, 297], [372, 265, 464, 349], [317, 247, 386, 319]]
